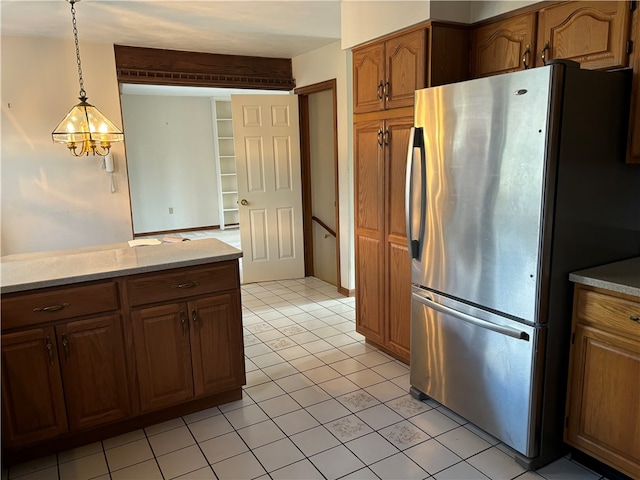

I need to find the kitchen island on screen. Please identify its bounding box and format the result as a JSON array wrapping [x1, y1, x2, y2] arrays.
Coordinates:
[[565, 257, 640, 479], [1, 239, 245, 465]]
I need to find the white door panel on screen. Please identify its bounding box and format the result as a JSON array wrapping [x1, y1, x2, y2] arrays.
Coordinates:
[[232, 95, 304, 283]]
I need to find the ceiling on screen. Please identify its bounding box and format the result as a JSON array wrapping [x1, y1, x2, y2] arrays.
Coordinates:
[[0, 0, 343, 59]]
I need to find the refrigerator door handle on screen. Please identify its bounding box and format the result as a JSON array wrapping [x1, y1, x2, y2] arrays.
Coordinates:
[[412, 290, 530, 341], [405, 127, 427, 259]]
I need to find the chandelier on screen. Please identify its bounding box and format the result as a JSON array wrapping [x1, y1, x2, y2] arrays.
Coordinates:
[[52, 0, 123, 157]]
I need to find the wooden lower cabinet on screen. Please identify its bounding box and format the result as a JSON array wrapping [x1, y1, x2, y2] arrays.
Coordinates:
[[355, 115, 413, 362], [1, 327, 68, 447], [1, 260, 245, 464], [56, 315, 131, 431], [189, 293, 244, 396], [132, 291, 244, 412], [565, 284, 640, 478], [1, 314, 131, 447], [132, 303, 195, 411]]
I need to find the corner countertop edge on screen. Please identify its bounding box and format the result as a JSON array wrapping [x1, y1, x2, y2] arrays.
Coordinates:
[[569, 257, 640, 298]]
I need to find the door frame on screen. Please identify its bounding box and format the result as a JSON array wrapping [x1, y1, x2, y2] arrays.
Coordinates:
[[294, 79, 342, 293]]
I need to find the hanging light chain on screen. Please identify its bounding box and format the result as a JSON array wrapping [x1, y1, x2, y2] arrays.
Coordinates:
[[69, 0, 86, 100]]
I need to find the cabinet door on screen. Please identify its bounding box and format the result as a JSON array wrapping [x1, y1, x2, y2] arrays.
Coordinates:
[[536, 1, 631, 70], [56, 315, 130, 431], [385, 29, 426, 110], [188, 292, 245, 396], [354, 121, 385, 343], [1, 327, 68, 447], [353, 43, 385, 114], [131, 303, 194, 411], [384, 117, 413, 361], [471, 13, 536, 78], [565, 323, 640, 478]]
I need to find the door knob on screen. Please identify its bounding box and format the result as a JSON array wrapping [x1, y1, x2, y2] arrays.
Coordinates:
[[240, 199, 248, 206]]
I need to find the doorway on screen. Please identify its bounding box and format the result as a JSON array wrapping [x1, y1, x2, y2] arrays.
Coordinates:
[[296, 80, 340, 290]]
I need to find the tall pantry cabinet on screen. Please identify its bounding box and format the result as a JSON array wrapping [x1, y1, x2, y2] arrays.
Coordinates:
[[353, 23, 469, 363]]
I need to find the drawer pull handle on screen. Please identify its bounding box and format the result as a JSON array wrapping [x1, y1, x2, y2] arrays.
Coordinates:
[[45, 336, 55, 364], [192, 309, 200, 330], [630, 316, 640, 323], [61, 334, 70, 362], [33, 303, 69, 313], [172, 282, 200, 289]]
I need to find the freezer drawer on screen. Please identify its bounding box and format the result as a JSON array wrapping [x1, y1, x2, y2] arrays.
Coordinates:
[[410, 287, 544, 457]]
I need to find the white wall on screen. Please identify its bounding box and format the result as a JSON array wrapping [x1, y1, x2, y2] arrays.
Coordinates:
[[341, 1, 533, 49], [470, 1, 538, 23], [120, 94, 219, 234], [341, 2, 431, 49], [292, 41, 355, 291], [1, 35, 132, 256]]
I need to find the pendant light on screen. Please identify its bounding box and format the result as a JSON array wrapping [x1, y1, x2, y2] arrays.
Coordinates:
[[52, 0, 123, 157]]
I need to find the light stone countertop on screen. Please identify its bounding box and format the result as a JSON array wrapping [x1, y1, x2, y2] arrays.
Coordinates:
[[1, 238, 242, 294], [569, 257, 640, 298]]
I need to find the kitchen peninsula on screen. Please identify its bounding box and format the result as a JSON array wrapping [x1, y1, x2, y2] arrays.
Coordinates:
[[1, 239, 245, 465]]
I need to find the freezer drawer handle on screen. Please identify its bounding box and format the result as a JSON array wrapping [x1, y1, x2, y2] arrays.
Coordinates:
[[413, 292, 530, 341]]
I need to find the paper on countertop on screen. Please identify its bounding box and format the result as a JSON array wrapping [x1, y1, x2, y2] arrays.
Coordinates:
[[128, 239, 162, 247]]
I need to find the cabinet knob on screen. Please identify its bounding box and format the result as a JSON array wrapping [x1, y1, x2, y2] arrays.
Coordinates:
[[61, 334, 70, 362], [541, 42, 550, 65], [45, 336, 55, 364], [377, 81, 384, 101], [522, 45, 531, 69], [192, 309, 200, 330]]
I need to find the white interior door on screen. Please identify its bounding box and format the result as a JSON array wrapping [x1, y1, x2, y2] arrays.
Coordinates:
[[231, 94, 304, 283]]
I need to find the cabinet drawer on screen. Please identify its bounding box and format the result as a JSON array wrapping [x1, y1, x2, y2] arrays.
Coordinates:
[[126, 262, 239, 307], [575, 285, 640, 340], [1, 282, 119, 331]]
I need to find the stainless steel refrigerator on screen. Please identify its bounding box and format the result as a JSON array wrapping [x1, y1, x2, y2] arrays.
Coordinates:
[[406, 61, 640, 469]]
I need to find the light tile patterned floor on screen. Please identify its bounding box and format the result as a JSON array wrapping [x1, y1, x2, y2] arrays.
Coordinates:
[[4, 277, 607, 480]]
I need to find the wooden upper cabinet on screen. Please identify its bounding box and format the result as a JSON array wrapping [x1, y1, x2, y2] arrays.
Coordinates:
[[536, 1, 632, 70], [353, 43, 386, 114], [353, 29, 426, 114], [385, 29, 426, 110], [471, 13, 537, 78]]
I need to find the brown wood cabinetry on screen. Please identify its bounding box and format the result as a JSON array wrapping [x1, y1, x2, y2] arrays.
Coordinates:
[[565, 284, 640, 479], [1, 281, 130, 447], [353, 24, 469, 114], [354, 116, 413, 361], [1, 327, 68, 447], [471, 13, 537, 78], [535, 1, 632, 70], [55, 315, 131, 431], [131, 295, 243, 412], [353, 29, 425, 114], [1, 259, 244, 465], [353, 21, 468, 362]]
